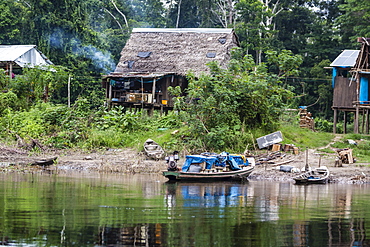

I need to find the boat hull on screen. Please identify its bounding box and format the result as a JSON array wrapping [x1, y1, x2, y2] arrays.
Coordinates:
[[163, 166, 254, 181], [293, 166, 330, 184], [293, 177, 328, 184], [144, 139, 164, 160]]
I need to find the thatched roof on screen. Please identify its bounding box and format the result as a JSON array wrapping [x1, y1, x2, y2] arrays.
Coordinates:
[[113, 28, 239, 77]]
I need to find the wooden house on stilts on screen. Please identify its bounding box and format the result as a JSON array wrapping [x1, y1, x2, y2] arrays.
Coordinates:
[[102, 28, 239, 114], [331, 38, 370, 134]]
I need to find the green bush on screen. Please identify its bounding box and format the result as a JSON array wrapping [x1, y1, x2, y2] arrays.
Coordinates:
[[83, 128, 127, 148], [171, 57, 295, 152], [314, 118, 344, 133], [0, 91, 19, 115], [93, 106, 141, 131], [1, 107, 46, 140]]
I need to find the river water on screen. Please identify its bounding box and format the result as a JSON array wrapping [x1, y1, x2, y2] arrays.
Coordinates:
[[0, 172, 369, 246]]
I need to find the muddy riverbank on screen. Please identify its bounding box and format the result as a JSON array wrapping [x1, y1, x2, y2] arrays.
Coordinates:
[[0, 143, 369, 184]]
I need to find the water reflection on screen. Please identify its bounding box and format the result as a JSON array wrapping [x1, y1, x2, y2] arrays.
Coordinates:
[[163, 180, 370, 247], [0, 173, 370, 246], [165, 181, 249, 208], [97, 224, 163, 246]]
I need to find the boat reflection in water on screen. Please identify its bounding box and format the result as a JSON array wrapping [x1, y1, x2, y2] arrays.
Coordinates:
[[171, 182, 249, 208]]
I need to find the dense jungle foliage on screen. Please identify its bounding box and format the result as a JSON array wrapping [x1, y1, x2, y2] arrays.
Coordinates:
[[0, 0, 369, 152]]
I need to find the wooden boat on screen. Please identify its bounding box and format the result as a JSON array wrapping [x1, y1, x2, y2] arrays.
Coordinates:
[[293, 166, 330, 184], [143, 139, 164, 160], [30, 156, 58, 166], [162, 153, 254, 181]]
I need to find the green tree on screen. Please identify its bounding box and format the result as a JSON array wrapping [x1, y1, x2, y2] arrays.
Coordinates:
[[337, 0, 370, 45], [236, 0, 283, 64], [0, 0, 29, 44], [265, 49, 302, 78], [9, 66, 69, 106], [172, 54, 295, 151]]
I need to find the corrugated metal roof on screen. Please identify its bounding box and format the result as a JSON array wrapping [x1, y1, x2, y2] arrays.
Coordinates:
[[0, 45, 53, 67], [132, 28, 233, 34], [330, 50, 360, 67], [0, 45, 35, 61]]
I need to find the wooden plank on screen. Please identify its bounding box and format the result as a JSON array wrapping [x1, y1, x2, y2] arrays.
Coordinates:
[[271, 144, 281, 151], [333, 76, 357, 108]]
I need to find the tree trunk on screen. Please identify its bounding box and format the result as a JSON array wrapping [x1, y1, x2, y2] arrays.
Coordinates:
[[176, 0, 182, 28]]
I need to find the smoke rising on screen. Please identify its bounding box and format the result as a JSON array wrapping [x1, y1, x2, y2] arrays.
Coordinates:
[[50, 28, 116, 74]]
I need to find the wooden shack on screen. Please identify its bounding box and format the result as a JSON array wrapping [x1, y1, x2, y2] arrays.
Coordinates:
[[102, 28, 239, 113], [331, 38, 370, 134]]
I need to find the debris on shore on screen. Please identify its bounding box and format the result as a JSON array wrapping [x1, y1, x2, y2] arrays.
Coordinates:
[[0, 143, 369, 184]]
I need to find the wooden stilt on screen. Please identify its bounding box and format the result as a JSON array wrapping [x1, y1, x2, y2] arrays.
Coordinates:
[[333, 108, 337, 134], [343, 111, 347, 134], [366, 109, 369, 134], [149, 106, 154, 116], [362, 109, 365, 134], [355, 105, 359, 134]]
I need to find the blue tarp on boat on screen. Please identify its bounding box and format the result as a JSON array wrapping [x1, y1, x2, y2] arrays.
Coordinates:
[[181, 153, 248, 172]]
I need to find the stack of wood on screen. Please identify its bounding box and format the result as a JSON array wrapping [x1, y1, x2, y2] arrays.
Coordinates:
[[255, 151, 285, 165], [271, 143, 299, 154], [335, 148, 354, 166], [299, 108, 315, 130]]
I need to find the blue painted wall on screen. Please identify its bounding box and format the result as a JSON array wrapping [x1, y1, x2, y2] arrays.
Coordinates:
[[360, 77, 369, 104], [332, 67, 337, 88]]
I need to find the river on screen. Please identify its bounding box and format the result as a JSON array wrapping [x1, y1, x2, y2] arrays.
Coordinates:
[[0, 172, 368, 246]]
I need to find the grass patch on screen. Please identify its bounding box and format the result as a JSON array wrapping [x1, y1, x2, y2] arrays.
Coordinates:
[[280, 124, 333, 149], [317, 147, 336, 154], [329, 134, 370, 163]]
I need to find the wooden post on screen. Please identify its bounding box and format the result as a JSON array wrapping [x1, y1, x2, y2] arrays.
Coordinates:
[[355, 105, 360, 134], [9, 62, 12, 84], [141, 78, 144, 111], [366, 109, 369, 134], [343, 111, 347, 134], [152, 77, 156, 103], [68, 75, 71, 107], [305, 149, 309, 171], [333, 108, 337, 134], [149, 106, 154, 116], [362, 109, 365, 134], [108, 83, 112, 101], [108, 83, 112, 110]]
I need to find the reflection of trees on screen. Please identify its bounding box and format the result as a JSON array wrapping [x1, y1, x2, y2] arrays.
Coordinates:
[[3, 174, 370, 246], [279, 184, 369, 246], [95, 218, 369, 247], [97, 224, 161, 246], [94, 183, 370, 246]]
